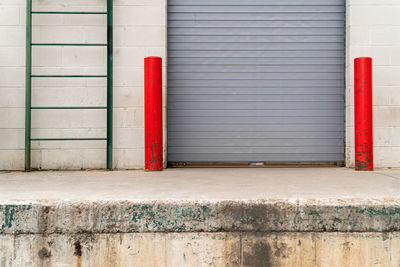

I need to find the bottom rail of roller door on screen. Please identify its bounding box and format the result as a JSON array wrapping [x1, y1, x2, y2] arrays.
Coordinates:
[[167, 162, 344, 168]]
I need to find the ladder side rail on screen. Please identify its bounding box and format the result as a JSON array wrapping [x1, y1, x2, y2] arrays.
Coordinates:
[[107, 0, 113, 170], [25, 0, 32, 171]]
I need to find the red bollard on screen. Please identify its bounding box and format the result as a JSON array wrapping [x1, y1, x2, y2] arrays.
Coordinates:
[[354, 57, 373, 171], [144, 56, 163, 171]]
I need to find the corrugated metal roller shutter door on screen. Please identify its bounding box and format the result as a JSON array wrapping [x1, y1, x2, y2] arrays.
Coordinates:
[[167, 0, 345, 164]]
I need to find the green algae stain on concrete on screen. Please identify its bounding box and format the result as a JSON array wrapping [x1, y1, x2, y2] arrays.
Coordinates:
[[348, 221, 358, 227], [124, 203, 214, 231], [0, 204, 32, 231], [3, 202, 400, 234], [355, 207, 400, 218], [308, 210, 322, 216], [2, 206, 16, 230]]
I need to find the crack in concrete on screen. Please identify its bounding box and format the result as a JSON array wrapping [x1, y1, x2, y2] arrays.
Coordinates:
[[376, 172, 400, 181]]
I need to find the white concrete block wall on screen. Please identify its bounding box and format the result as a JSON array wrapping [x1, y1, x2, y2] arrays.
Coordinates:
[[346, 0, 400, 168], [113, 0, 167, 169], [0, 0, 26, 170], [0, 0, 166, 170]]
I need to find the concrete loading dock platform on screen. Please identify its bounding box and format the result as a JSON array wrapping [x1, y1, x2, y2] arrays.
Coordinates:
[[1, 168, 400, 266]]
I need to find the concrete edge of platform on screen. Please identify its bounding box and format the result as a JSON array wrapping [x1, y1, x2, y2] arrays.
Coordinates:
[[1, 199, 400, 234]]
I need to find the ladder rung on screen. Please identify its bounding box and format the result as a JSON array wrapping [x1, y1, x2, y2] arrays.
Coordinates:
[[31, 106, 107, 109], [31, 75, 107, 78], [32, 11, 107, 15], [31, 138, 107, 141], [32, 43, 107, 46]]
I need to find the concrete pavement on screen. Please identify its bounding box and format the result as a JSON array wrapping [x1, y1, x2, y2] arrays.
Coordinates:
[[1, 167, 400, 202]]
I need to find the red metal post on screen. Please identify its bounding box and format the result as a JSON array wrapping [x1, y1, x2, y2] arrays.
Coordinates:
[[354, 57, 373, 171], [144, 56, 163, 171]]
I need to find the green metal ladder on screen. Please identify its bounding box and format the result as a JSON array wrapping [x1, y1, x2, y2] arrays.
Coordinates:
[[25, 0, 113, 170]]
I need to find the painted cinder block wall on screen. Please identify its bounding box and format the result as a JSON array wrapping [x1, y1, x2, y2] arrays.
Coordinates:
[[345, 0, 400, 168], [0, 0, 167, 170], [1, 0, 400, 170]]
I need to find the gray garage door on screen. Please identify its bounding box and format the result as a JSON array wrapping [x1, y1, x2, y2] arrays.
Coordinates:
[[167, 0, 345, 164]]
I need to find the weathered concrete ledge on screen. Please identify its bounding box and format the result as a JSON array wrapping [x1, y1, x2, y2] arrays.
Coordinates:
[[1, 199, 400, 234]]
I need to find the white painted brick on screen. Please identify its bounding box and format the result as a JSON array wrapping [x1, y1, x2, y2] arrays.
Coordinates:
[[366, 47, 392, 66], [31, 67, 106, 76], [40, 149, 105, 169], [0, 88, 24, 107], [0, 7, 20, 25], [0, 67, 24, 87], [114, 6, 166, 26], [63, 15, 106, 26], [349, 26, 371, 46], [0, 150, 24, 170], [83, 26, 107, 43], [346, 106, 354, 127], [113, 85, 164, 108], [113, 26, 126, 46], [388, 88, 400, 105], [114, 66, 166, 87], [33, 26, 106, 44], [114, 46, 166, 67], [375, 127, 400, 147], [0, 25, 25, 47], [114, 67, 144, 86], [374, 107, 400, 127], [32, 140, 105, 150], [373, 87, 391, 106], [347, 1, 400, 167], [345, 126, 354, 148], [0, 150, 41, 170], [0, 108, 24, 128], [31, 128, 106, 139], [349, 5, 400, 26], [18, 6, 25, 26], [0, 47, 24, 67], [0, 129, 24, 149], [374, 66, 400, 87], [31, 110, 106, 129], [32, 46, 62, 67], [124, 26, 166, 46], [114, 127, 144, 149], [348, 46, 393, 69], [370, 26, 400, 46], [350, 0, 400, 5], [374, 147, 400, 168], [114, 86, 144, 108], [113, 148, 143, 169], [31, 76, 97, 87], [32, 2, 105, 13], [33, 25, 85, 43], [390, 47, 400, 66], [115, 0, 166, 6], [33, 0, 106, 7], [31, 15, 63, 27], [114, 107, 144, 128], [373, 86, 400, 106], [62, 46, 106, 67], [345, 145, 355, 167], [346, 106, 400, 128], [32, 86, 106, 107], [0, 0, 25, 4]]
